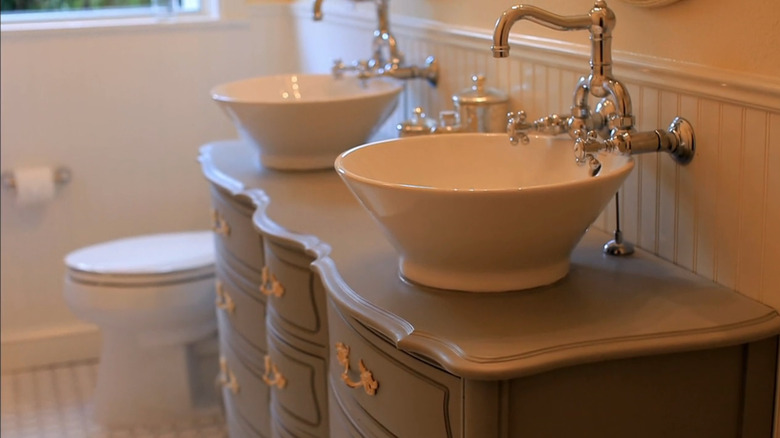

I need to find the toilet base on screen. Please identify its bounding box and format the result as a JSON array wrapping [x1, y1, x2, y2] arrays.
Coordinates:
[[92, 330, 220, 428]]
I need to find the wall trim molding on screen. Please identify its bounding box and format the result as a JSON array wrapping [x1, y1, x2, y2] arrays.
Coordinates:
[[1, 324, 100, 372], [291, 1, 780, 112]]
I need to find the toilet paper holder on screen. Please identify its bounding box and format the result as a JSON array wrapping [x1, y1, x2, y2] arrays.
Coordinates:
[[1, 166, 72, 190]]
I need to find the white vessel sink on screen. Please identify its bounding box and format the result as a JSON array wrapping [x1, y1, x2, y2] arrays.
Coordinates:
[[335, 133, 635, 292], [211, 74, 403, 171]]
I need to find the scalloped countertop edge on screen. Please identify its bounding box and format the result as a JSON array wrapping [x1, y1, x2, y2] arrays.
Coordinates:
[[200, 140, 780, 381]]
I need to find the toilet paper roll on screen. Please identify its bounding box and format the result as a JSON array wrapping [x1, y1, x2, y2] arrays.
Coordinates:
[[14, 166, 56, 205]]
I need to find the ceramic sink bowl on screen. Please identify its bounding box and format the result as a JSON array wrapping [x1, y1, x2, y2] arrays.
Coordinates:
[[211, 74, 403, 170], [335, 133, 635, 292]]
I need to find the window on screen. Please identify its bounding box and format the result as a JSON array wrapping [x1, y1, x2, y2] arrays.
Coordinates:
[[2, 0, 152, 13], [1, 0, 202, 22]]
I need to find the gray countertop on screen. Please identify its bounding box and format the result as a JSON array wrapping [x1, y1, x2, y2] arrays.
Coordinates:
[[201, 139, 780, 380]]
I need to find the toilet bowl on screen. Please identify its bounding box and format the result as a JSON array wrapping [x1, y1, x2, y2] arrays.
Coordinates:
[[63, 231, 220, 428]]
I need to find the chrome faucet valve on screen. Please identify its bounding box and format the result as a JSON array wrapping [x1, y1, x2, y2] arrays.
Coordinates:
[[417, 56, 440, 87], [534, 113, 568, 135], [332, 59, 370, 79], [573, 130, 603, 176], [379, 56, 439, 86], [508, 111, 573, 144], [507, 111, 530, 145], [573, 130, 601, 163], [332, 59, 345, 78]]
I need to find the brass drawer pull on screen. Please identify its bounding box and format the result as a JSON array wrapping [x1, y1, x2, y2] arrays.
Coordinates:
[[218, 356, 240, 395], [335, 342, 378, 396], [262, 355, 287, 389], [260, 266, 285, 298], [210, 209, 231, 236], [215, 280, 236, 314]]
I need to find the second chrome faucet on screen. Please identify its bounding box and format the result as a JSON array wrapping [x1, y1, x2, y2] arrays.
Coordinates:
[[313, 0, 439, 87]]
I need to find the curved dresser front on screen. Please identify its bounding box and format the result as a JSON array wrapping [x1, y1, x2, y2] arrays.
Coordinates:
[[200, 140, 780, 438], [202, 143, 331, 438]]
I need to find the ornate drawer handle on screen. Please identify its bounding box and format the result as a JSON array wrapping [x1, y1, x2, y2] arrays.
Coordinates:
[[218, 356, 240, 395], [260, 266, 285, 298], [262, 355, 287, 389], [335, 342, 378, 396], [215, 280, 236, 314], [210, 209, 231, 236]]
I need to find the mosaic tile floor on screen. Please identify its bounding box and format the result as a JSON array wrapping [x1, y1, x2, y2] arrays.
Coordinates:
[[1, 361, 227, 438]]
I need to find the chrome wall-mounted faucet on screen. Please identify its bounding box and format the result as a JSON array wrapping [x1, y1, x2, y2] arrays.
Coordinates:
[[313, 0, 324, 20], [313, 0, 439, 87], [491, 0, 694, 167]]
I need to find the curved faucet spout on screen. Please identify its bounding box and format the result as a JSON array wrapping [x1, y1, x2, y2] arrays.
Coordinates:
[[313, 0, 323, 20], [491, 5, 590, 57], [602, 78, 633, 128], [371, 0, 404, 68]]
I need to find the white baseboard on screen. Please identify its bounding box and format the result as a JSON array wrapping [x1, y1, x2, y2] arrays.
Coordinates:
[[1, 323, 101, 373]]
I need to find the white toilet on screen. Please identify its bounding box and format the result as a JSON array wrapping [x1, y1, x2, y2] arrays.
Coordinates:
[[63, 231, 220, 428]]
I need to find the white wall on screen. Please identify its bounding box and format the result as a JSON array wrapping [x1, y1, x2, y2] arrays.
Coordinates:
[[0, 3, 300, 370]]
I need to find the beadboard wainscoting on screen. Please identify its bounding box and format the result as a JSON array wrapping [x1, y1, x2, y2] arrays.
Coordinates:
[[292, 2, 780, 311]]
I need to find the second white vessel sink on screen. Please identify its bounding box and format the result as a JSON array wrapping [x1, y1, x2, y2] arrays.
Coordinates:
[[212, 74, 403, 171], [335, 133, 635, 292]]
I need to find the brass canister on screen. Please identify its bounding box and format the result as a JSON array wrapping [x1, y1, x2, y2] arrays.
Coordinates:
[[452, 74, 509, 133]]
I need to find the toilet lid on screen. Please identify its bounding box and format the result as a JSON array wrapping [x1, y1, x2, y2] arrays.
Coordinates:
[[65, 231, 215, 276]]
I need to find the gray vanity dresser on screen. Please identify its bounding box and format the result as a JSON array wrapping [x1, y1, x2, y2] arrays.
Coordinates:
[[201, 140, 780, 438]]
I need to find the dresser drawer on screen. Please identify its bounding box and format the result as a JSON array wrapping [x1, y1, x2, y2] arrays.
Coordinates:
[[263, 240, 327, 347], [327, 301, 463, 438], [210, 185, 264, 273], [219, 341, 272, 438], [215, 261, 267, 351], [327, 386, 363, 437], [266, 324, 329, 437], [223, 388, 265, 438]]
